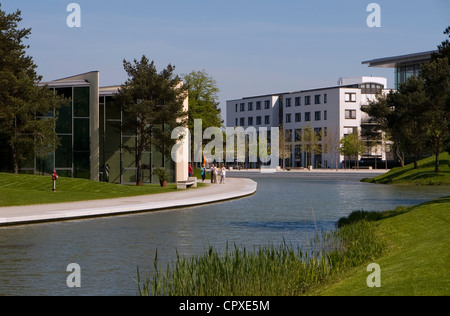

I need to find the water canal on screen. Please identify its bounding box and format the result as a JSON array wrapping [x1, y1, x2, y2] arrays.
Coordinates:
[[0, 172, 448, 295]]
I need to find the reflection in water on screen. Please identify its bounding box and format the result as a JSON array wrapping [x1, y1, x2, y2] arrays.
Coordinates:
[[0, 175, 448, 295]]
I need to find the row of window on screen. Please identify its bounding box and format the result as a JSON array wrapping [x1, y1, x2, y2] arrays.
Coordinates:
[[285, 94, 328, 107], [284, 127, 327, 142], [285, 110, 328, 123], [235, 100, 271, 112], [235, 115, 271, 127], [235, 92, 360, 114], [235, 108, 357, 127]]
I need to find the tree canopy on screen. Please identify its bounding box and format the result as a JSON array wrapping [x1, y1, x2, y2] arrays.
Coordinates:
[[0, 5, 63, 173], [363, 26, 450, 173], [114, 55, 188, 185]]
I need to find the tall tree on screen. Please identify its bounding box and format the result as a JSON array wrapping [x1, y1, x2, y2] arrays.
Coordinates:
[[0, 5, 63, 174], [182, 70, 223, 164], [420, 57, 450, 173], [339, 130, 366, 169], [394, 76, 429, 169], [115, 56, 187, 186], [302, 124, 320, 169]]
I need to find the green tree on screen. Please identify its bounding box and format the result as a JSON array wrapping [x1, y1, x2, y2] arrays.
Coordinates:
[[182, 70, 223, 164], [339, 131, 366, 169], [115, 55, 188, 186], [420, 57, 450, 173], [395, 76, 429, 169], [0, 6, 63, 174], [302, 125, 321, 169]]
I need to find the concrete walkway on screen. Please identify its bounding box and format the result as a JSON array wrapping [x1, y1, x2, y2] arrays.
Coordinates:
[[0, 178, 257, 227]]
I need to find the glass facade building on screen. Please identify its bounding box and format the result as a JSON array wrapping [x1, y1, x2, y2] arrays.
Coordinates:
[[6, 71, 187, 184], [362, 50, 436, 89]]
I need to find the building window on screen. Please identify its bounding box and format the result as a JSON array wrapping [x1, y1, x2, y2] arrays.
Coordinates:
[[264, 115, 270, 124], [256, 116, 262, 125], [235, 104, 238, 112], [345, 109, 357, 119], [256, 101, 261, 110], [295, 97, 301, 106], [360, 83, 384, 94], [240, 103, 245, 111], [248, 117, 254, 126], [324, 94, 327, 104], [324, 110, 327, 121], [295, 129, 302, 142], [285, 98, 292, 107], [345, 93, 356, 102], [264, 100, 270, 109], [314, 128, 322, 141], [235, 118, 238, 126], [315, 111, 321, 121], [240, 118, 245, 126], [305, 96, 311, 105], [285, 113, 292, 123], [305, 112, 311, 121], [295, 113, 301, 122], [248, 102, 253, 111], [285, 129, 292, 142], [315, 95, 321, 104]]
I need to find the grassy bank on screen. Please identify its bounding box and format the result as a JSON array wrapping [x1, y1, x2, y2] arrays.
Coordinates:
[[318, 196, 450, 296], [362, 152, 450, 185], [138, 197, 450, 296], [0, 172, 181, 207]]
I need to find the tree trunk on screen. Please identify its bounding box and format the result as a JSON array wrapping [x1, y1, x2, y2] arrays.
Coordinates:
[[395, 145, 405, 167], [435, 137, 441, 174], [12, 146, 19, 174]]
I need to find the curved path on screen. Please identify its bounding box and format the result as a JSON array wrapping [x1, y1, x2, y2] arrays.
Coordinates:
[[0, 178, 257, 226]]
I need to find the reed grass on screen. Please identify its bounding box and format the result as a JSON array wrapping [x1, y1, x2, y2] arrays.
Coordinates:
[[137, 219, 385, 296]]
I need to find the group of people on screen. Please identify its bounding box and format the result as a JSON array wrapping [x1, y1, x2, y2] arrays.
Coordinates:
[[189, 163, 227, 184], [196, 164, 227, 184]]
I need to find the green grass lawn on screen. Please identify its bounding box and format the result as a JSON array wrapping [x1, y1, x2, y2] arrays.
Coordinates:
[[363, 152, 450, 185], [317, 196, 450, 296], [0, 172, 182, 207]]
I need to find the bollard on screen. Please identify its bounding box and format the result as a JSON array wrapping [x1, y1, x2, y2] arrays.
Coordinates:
[[52, 170, 59, 192]]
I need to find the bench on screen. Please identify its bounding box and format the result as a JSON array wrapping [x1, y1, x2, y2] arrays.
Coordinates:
[[177, 177, 198, 190]]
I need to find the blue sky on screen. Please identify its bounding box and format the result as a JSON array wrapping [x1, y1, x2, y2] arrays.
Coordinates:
[[2, 0, 449, 116]]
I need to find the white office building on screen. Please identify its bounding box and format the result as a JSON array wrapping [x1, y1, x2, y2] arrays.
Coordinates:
[[226, 76, 390, 169]]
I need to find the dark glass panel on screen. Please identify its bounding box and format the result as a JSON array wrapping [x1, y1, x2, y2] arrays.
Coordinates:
[[74, 87, 90, 117], [56, 102, 72, 134], [55, 135, 72, 168], [73, 152, 90, 179], [74, 118, 90, 151], [105, 96, 121, 120]]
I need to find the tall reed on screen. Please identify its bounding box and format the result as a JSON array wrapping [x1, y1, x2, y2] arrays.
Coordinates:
[[137, 219, 386, 296]]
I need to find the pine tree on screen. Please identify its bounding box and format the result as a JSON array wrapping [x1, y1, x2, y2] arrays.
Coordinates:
[[0, 5, 62, 173], [115, 55, 188, 186]]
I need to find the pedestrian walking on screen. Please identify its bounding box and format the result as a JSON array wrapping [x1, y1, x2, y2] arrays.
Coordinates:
[[220, 164, 226, 184], [200, 164, 207, 182], [210, 165, 215, 183], [213, 165, 219, 184], [188, 164, 193, 178]]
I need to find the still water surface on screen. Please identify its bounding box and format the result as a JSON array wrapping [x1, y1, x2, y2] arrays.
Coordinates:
[[0, 173, 448, 296]]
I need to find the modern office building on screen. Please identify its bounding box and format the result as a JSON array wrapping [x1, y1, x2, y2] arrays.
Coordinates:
[[362, 50, 437, 89], [8, 71, 189, 184], [226, 76, 390, 169]]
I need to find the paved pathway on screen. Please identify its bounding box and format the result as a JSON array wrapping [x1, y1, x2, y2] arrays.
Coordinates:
[[0, 178, 257, 226]]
